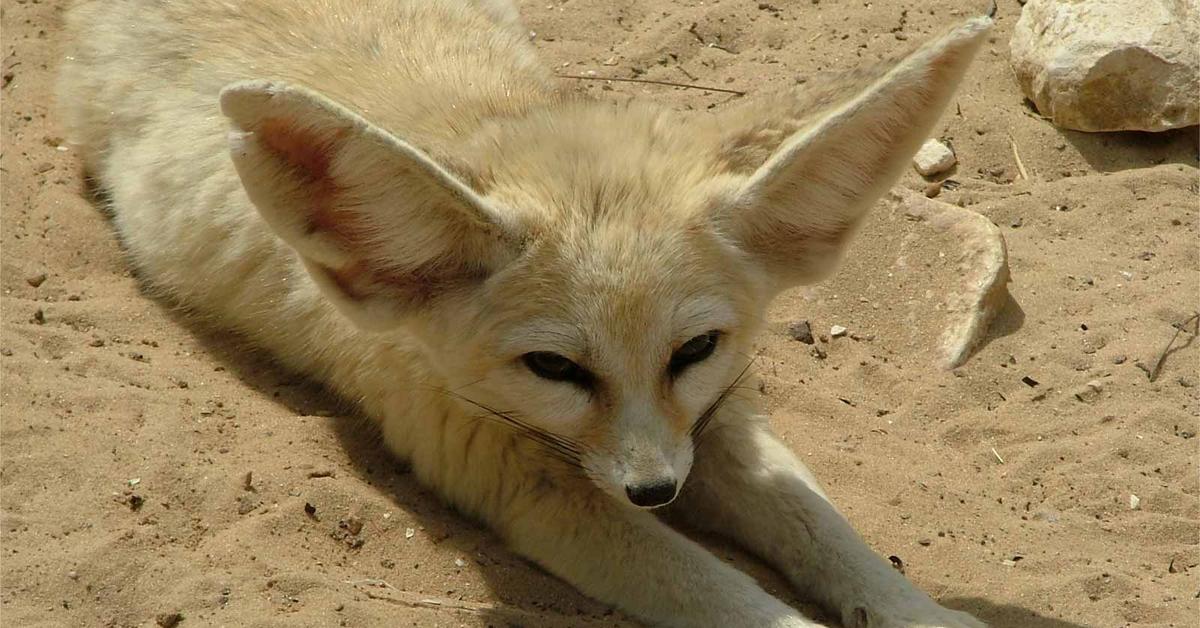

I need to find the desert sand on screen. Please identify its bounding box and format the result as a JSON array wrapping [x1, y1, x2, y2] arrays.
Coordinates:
[[2, 1, 1197, 627]]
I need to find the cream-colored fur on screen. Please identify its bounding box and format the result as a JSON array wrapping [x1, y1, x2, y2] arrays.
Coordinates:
[[56, 1, 992, 626]]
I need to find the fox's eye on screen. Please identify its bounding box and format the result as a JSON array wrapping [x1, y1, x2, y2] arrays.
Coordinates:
[[522, 352, 592, 386], [669, 331, 721, 376]]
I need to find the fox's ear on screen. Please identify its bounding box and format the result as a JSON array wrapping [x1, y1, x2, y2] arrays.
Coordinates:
[[220, 81, 518, 331], [712, 16, 991, 291]]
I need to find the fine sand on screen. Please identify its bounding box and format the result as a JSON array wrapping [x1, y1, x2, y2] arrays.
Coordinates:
[[2, 1, 1197, 626]]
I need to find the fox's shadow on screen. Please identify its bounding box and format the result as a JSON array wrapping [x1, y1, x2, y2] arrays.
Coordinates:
[[172, 311, 1087, 628]]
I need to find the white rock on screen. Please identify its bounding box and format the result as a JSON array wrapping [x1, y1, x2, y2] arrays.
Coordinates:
[[830, 325, 848, 338], [912, 139, 956, 176], [808, 189, 1011, 369], [1129, 494, 1141, 510], [1010, 0, 1199, 132]]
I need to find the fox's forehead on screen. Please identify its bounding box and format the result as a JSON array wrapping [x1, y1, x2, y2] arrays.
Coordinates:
[[489, 221, 749, 358], [498, 295, 737, 357]]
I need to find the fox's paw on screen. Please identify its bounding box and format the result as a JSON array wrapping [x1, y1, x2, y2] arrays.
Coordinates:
[[847, 600, 986, 628]]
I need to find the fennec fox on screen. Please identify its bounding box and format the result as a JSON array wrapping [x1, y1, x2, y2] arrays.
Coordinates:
[[57, 1, 992, 626]]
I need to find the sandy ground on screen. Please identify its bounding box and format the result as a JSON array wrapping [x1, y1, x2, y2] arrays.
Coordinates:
[[2, 0, 1198, 626]]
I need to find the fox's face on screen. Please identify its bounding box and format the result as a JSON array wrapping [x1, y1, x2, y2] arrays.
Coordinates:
[[220, 25, 982, 506], [429, 210, 767, 507]]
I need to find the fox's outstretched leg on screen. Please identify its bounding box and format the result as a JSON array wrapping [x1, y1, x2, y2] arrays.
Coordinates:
[[496, 478, 828, 628], [672, 411, 985, 628]]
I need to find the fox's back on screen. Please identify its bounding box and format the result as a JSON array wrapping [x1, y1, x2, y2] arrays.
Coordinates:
[[59, 0, 553, 164], [54, 0, 553, 382]]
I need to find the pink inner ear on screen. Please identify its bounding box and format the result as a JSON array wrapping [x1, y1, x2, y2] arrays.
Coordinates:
[[257, 117, 364, 247]]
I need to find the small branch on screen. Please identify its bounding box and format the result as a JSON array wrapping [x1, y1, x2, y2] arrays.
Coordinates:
[[1149, 312, 1199, 382], [1008, 133, 1030, 180], [556, 74, 746, 96]]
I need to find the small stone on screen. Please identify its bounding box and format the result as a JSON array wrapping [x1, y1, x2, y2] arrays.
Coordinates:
[[1179, 377, 1197, 388], [236, 495, 259, 515], [1112, 354, 1127, 365], [33, 162, 54, 174], [1073, 379, 1104, 403], [923, 180, 944, 198], [25, 272, 47, 288], [128, 494, 144, 511], [156, 613, 183, 628], [810, 345, 827, 360], [787, 320, 815, 344], [1129, 494, 1141, 510], [31, 309, 45, 325], [0, 348, 11, 357], [830, 325, 848, 338], [342, 516, 364, 536], [67, 570, 79, 580], [88, 337, 105, 347], [454, 557, 467, 568], [912, 139, 957, 176], [405, 527, 416, 539], [304, 502, 317, 518], [917, 538, 933, 546], [1009, 217, 1023, 228]]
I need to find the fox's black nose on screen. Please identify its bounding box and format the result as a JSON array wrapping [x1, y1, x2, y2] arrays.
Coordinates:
[[625, 479, 678, 508]]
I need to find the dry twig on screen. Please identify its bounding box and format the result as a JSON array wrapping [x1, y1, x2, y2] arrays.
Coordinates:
[[556, 74, 746, 96], [1008, 133, 1029, 180], [1149, 312, 1199, 382]]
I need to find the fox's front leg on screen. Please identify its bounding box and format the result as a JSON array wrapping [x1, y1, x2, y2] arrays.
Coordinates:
[[497, 479, 826, 628], [672, 413, 985, 628]]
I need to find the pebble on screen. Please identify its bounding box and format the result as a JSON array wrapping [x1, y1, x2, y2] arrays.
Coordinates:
[[1073, 379, 1104, 403], [787, 320, 815, 344], [1129, 494, 1140, 510], [156, 613, 183, 628], [917, 538, 933, 546], [830, 325, 848, 338], [25, 272, 47, 288], [454, 557, 467, 568], [912, 139, 956, 177]]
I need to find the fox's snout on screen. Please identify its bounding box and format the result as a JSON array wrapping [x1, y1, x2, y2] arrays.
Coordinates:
[[625, 478, 678, 508], [587, 421, 694, 509]]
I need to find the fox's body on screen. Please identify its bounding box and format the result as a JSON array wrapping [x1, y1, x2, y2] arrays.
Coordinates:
[[58, 1, 992, 626]]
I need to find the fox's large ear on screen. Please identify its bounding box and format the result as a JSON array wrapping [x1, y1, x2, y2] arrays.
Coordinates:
[[712, 15, 991, 291], [220, 81, 518, 331]]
